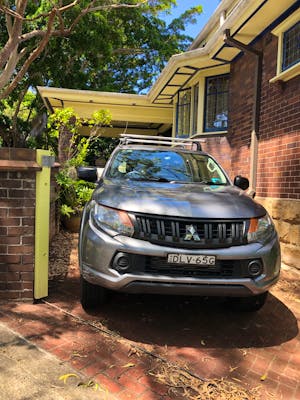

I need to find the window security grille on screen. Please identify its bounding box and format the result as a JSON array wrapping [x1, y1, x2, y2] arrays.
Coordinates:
[[282, 21, 300, 71], [176, 88, 191, 138], [204, 75, 229, 132]]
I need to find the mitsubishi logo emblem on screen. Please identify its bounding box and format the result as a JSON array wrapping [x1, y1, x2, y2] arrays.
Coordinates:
[[184, 225, 200, 241]]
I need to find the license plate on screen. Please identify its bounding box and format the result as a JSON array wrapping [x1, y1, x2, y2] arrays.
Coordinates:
[[167, 254, 216, 266]]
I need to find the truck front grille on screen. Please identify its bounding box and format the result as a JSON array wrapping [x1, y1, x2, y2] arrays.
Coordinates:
[[133, 214, 247, 248]]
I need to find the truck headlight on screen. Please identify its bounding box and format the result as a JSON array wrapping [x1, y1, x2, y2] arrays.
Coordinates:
[[247, 214, 275, 244], [91, 203, 134, 237]]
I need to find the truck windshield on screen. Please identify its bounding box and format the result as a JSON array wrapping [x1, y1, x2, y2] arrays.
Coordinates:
[[106, 149, 228, 185]]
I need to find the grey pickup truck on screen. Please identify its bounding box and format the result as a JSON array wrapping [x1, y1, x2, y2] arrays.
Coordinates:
[[78, 135, 280, 311]]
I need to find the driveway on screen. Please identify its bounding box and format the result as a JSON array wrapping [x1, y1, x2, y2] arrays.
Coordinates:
[[1, 231, 299, 400]]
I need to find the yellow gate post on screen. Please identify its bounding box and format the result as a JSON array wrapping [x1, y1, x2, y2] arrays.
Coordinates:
[[34, 149, 55, 300]]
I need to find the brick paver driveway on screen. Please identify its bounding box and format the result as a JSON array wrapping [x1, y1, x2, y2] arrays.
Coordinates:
[[1, 232, 299, 400]]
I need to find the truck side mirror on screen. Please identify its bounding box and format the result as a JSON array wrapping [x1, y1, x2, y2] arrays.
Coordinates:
[[234, 175, 249, 190], [77, 166, 98, 182]]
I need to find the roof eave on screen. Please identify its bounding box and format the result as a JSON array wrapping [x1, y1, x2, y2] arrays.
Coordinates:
[[148, 0, 254, 103]]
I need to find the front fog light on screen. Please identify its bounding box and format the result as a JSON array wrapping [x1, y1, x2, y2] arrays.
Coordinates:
[[248, 260, 263, 277], [113, 253, 131, 272]]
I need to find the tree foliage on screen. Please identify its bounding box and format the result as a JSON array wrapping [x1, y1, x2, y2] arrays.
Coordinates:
[[48, 107, 112, 216], [0, 0, 202, 146]]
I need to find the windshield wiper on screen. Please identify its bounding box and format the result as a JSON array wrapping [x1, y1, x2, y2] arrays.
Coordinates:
[[199, 180, 227, 185], [169, 180, 227, 185], [129, 177, 171, 182]]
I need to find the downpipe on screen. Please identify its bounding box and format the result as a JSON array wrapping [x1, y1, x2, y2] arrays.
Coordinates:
[[223, 29, 263, 194]]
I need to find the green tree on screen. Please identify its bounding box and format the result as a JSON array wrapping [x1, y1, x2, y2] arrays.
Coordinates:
[[48, 107, 112, 218], [0, 1, 202, 147]]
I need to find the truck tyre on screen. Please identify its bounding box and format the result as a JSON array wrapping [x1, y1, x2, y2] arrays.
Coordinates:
[[80, 275, 108, 310]]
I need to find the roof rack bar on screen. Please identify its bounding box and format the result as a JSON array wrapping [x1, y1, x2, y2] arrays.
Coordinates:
[[119, 134, 203, 151], [120, 134, 204, 142]]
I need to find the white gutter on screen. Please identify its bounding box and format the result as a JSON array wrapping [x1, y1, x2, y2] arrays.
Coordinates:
[[37, 86, 149, 104], [189, 0, 238, 50], [148, 0, 255, 103]]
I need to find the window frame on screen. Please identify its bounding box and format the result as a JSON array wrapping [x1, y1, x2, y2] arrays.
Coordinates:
[[282, 20, 300, 72], [192, 83, 199, 135], [175, 88, 191, 138], [270, 9, 300, 83], [203, 74, 229, 133], [173, 67, 230, 138]]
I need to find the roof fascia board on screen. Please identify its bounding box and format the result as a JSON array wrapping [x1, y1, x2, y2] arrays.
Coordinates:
[[37, 86, 165, 108]]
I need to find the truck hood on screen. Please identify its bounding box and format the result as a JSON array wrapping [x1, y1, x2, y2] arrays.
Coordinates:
[[93, 179, 266, 219]]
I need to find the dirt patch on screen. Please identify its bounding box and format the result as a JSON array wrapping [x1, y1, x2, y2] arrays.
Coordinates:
[[271, 266, 300, 303], [149, 361, 261, 400], [49, 230, 78, 281]]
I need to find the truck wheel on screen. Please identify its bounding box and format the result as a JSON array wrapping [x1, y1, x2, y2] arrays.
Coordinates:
[[80, 275, 108, 310], [232, 292, 268, 312]]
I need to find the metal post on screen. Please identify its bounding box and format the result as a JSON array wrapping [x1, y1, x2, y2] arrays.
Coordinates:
[[34, 150, 55, 300]]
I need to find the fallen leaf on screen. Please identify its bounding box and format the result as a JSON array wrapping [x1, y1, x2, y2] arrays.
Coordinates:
[[77, 380, 96, 388], [72, 351, 87, 358], [232, 377, 242, 383], [93, 383, 100, 391], [122, 362, 135, 368], [59, 373, 79, 384], [260, 373, 268, 381], [128, 348, 139, 357]]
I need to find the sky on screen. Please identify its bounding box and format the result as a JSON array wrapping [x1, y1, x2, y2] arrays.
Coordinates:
[[161, 0, 221, 40]]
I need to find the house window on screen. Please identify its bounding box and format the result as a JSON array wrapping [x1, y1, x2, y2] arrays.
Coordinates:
[[176, 88, 191, 138], [192, 84, 199, 134], [282, 21, 300, 71], [204, 75, 229, 132], [270, 9, 300, 83]]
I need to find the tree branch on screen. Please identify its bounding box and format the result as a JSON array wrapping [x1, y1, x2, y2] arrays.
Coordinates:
[[0, 0, 27, 69], [18, 0, 149, 41], [0, 9, 56, 99], [0, 0, 151, 95], [12, 83, 30, 142]]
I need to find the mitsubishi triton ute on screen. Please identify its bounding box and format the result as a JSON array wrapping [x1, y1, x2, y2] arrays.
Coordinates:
[[78, 135, 280, 311]]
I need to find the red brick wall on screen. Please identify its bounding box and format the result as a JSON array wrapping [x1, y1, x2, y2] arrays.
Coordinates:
[[0, 148, 59, 301], [204, 32, 300, 200], [0, 148, 39, 301], [257, 33, 300, 199]]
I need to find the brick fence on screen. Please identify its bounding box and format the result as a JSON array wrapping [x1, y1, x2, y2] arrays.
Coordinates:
[[0, 148, 58, 301]]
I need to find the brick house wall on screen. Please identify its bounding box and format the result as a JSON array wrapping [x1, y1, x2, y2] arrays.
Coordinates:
[[0, 148, 58, 301], [258, 33, 300, 199], [202, 29, 300, 269]]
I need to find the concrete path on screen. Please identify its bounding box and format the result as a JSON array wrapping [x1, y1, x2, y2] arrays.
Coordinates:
[[0, 322, 112, 399]]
